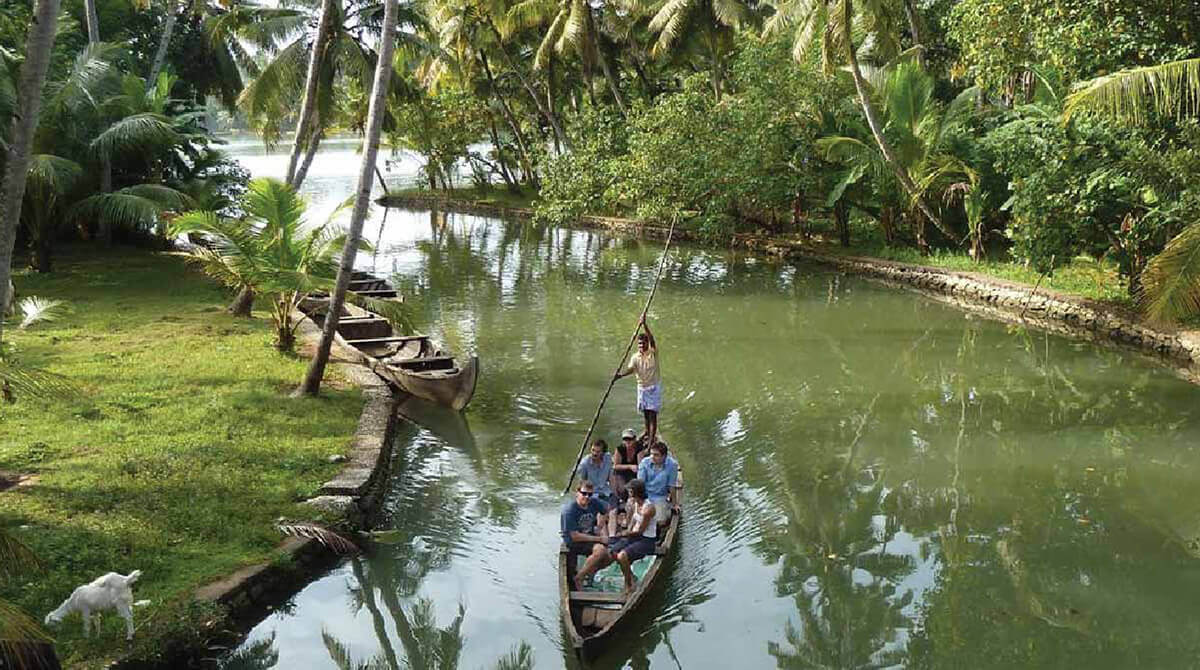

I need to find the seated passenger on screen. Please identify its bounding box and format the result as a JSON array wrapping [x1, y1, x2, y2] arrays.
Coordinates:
[[607, 479, 657, 593], [637, 440, 678, 527], [612, 428, 644, 499], [577, 439, 618, 536], [561, 481, 610, 574]]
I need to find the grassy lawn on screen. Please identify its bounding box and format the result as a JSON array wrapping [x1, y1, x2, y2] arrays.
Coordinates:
[[1, 246, 362, 668]]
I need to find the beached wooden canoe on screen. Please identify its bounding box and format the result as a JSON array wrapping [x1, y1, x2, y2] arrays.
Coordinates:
[[560, 474, 683, 658], [300, 272, 479, 411]]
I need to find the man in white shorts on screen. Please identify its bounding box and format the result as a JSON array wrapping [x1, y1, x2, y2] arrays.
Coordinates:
[[615, 315, 661, 448]]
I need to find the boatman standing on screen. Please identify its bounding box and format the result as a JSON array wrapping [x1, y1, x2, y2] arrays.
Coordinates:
[[614, 315, 661, 449]]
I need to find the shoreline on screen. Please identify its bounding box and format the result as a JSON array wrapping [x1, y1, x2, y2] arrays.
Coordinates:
[[381, 192, 1200, 382]]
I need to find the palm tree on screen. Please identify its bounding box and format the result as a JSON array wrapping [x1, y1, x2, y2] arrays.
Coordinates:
[[170, 177, 359, 352], [237, 0, 425, 189], [764, 0, 948, 239], [1062, 58, 1200, 322], [297, 0, 400, 395], [817, 63, 979, 251], [0, 0, 62, 346], [633, 0, 752, 100], [506, 0, 629, 114], [1064, 58, 1200, 125]]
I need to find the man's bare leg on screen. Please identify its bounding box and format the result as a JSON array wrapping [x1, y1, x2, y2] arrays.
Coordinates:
[[573, 544, 612, 589], [645, 409, 658, 447], [616, 552, 636, 592]]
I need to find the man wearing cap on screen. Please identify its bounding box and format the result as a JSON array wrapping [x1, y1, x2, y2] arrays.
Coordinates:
[[612, 428, 645, 500]]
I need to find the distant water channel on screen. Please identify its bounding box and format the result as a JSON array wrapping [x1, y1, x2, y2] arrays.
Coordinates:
[[220, 140, 1200, 669]]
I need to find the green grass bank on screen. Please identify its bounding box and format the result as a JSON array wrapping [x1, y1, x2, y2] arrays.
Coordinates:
[[1, 247, 362, 668]]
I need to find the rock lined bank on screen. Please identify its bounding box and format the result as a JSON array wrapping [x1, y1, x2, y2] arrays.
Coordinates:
[[382, 193, 1200, 379]]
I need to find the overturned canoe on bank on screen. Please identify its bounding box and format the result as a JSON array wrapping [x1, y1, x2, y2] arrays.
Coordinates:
[[560, 474, 682, 658], [302, 272, 479, 411]]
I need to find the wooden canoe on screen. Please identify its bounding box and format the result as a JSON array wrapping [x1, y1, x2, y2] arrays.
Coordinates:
[[560, 473, 683, 658], [300, 272, 479, 411]]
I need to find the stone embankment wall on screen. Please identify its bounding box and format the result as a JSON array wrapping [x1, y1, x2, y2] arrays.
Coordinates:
[[383, 193, 1200, 378]]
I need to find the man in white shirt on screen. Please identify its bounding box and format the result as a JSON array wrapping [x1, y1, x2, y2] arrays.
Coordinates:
[[615, 315, 661, 449]]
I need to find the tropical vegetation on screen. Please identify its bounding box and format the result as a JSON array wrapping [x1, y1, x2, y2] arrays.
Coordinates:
[[3, 0, 1200, 664]]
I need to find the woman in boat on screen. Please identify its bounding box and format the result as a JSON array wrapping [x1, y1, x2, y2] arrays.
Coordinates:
[[614, 316, 661, 450], [608, 479, 657, 592]]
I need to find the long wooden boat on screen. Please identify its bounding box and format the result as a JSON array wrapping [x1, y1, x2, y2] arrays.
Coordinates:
[[560, 474, 683, 658], [301, 272, 479, 411]]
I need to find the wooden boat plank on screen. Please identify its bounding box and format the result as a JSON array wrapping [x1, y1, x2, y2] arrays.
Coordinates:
[[345, 335, 430, 346], [394, 355, 454, 367], [355, 289, 399, 297], [569, 591, 627, 604]]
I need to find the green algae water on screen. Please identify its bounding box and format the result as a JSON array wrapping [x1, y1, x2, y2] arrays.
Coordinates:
[[217, 208, 1200, 669]]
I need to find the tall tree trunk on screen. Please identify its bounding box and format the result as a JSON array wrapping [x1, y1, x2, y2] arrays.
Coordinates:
[[84, 0, 115, 246], [904, 0, 924, 67], [0, 0, 61, 345], [228, 286, 254, 316], [546, 58, 561, 154], [596, 46, 628, 115], [286, 0, 336, 188], [147, 0, 182, 87], [296, 0, 398, 396], [485, 21, 570, 149], [480, 52, 539, 189], [841, 0, 946, 238], [486, 116, 518, 187], [291, 126, 323, 189]]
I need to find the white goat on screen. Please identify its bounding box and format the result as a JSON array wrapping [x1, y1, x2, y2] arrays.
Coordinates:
[[45, 570, 143, 640]]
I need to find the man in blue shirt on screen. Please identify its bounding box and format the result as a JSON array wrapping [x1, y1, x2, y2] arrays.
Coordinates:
[[576, 438, 618, 537], [637, 440, 678, 527], [561, 481, 612, 590]]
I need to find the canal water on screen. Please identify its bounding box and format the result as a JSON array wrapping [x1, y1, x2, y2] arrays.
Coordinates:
[[220, 140, 1200, 669]]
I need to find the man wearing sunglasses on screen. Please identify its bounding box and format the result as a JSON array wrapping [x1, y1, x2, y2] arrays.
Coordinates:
[[561, 481, 611, 586]]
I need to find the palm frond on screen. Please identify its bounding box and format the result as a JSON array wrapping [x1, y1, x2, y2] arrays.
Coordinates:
[[71, 186, 189, 233], [0, 601, 52, 646], [15, 297, 66, 330], [0, 530, 43, 579], [276, 521, 360, 554], [1139, 222, 1200, 323], [25, 155, 83, 195], [91, 112, 181, 158], [711, 0, 746, 28], [1064, 58, 1200, 124], [506, 0, 558, 32], [556, 0, 588, 57], [0, 357, 80, 403]]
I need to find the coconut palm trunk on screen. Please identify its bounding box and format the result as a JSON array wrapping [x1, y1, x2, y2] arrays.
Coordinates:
[[841, 0, 945, 243], [296, 0, 399, 396], [84, 0, 115, 245], [0, 0, 62, 345], [285, 0, 337, 188], [147, 0, 183, 87]]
